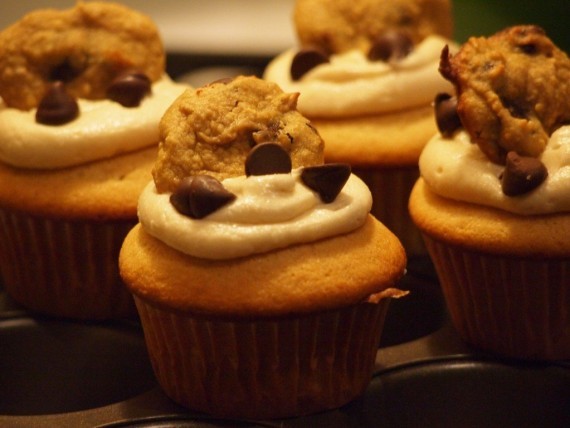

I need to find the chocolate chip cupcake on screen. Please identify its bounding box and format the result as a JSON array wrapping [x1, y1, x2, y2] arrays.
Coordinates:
[[119, 76, 407, 419], [409, 25, 570, 360], [264, 0, 456, 255], [0, 2, 188, 319]]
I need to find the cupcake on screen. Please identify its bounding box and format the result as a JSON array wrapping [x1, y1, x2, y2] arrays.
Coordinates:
[[119, 76, 407, 419], [409, 25, 570, 360], [263, 0, 456, 255], [0, 2, 188, 319]]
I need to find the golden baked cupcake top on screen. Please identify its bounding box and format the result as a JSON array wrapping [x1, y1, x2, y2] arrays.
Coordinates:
[[423, 26, 570, 212], [122, 76, 407, 316], [139, 76, 376, 260]]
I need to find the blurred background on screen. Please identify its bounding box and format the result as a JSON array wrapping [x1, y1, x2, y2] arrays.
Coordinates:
[[1, 0, 569, 83]]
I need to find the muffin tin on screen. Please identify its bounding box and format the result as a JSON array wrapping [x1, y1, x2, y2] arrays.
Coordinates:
[[1, 255, 569, 428]]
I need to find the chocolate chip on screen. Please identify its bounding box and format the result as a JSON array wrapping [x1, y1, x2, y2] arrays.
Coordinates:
[[501, 97, 528, 120], [107, 70, 151, 107], [434, 93, 462, 137], [245, 142, 292, 176], [170, 175, 236, 219], [35, 81, 79, 125], [368, 30, 414, 62], [301, 163, 351, 203], [49, 59, 83, 83], [291, 47, 329, 81], [500, 151, 548, 196], [519, 43, 538, 55]]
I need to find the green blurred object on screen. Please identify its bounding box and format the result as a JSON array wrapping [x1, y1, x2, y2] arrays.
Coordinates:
[[453, 0, 569, 51]]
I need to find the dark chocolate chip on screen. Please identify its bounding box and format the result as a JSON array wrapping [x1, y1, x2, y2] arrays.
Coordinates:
[[301, 163, 351, 203], [291, 47, 329, 81], [170, 177, 195, 216], [170, 175, 236, 219], [519, 43, 538, 55], [500, 151, 548, 196], [368, 30, 414, 62], [501, 96, 528, 120], [35, 81, 79, 125], [434, 93, 462, 137], [107, 70, 151, 107], [245, 142, 292, 176], [49, 59, 83, 83]]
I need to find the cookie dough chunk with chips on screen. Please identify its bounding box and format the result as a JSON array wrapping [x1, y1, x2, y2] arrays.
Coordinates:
[[294, 0, 453, 55], [153, 76, 324, 192], [0, 1, 165, 110], [440, 25, 570, 164]]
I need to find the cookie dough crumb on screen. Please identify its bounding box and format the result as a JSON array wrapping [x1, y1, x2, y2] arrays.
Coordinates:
[[153, 76, 324, 193]]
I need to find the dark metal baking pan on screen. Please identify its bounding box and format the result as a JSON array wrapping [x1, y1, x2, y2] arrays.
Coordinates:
[[380, 256, 448, 348], [97, 350, 570, 428], [2, 319, 567, 428], [0, 315, 156, 416]]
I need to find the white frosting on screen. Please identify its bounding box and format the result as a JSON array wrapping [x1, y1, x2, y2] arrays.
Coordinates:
[[263, 35, 455, 118], [419, 127, 570, 215], [138, 170, 373, 260], [0, 76, 187, 169]]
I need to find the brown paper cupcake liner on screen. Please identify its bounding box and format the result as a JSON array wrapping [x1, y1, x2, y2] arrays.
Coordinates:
[[423, 235, 570, 360], [353, 166, 425, 256], [0, 207, 136, 319], [134, 297, 391, 419]]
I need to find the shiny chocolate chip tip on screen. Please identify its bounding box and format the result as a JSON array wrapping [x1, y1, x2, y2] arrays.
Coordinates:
[[170, 175, 236, 219], [107, 70, 151, 108], [35, 81, 79, 126], [500, 151, 548, 196]]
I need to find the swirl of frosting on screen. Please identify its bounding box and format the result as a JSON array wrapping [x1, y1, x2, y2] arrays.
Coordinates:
[[0, 76, 187, 169], [138, 169, 372, 260], [419, 127, 570, 215], [263, 35, 455, 118]]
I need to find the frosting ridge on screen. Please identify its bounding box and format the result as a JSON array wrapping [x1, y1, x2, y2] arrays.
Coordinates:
[[0, 75, 187, 169], [264, 35, 455, 118], [138, 170, 372, 260], [419, 127, 570, 215]]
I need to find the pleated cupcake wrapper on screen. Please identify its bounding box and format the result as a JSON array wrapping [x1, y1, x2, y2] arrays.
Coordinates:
[[134, 297, 391, 419], [423, 235, 570, 360], [353, 166, 426, 256], [0, 207, 137, 319]]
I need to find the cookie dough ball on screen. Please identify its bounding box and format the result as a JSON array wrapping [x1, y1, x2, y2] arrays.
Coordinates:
[[0, 1, 165, 110], [293, 0, 453, 54], [440, 25, 570, 163], [153, 76, 325, 193]]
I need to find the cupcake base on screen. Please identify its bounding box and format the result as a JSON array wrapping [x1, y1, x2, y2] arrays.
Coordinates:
[[423, 236, 570, 360], [120, 216, 407, 419], [0, 208, 136, 319], [410, 179, 570, 360], [134, 296, 391, 419], [0, 147, 156, 319]]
